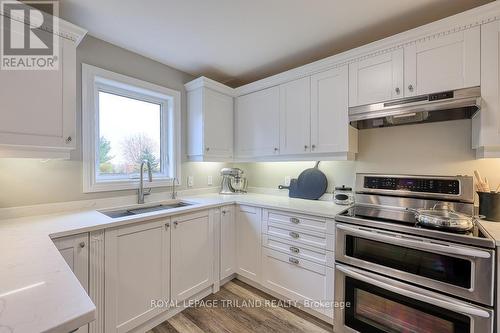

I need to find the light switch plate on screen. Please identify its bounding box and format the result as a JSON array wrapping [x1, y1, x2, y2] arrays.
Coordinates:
[[187, 176, 194, 187], [284, 176, 291, 186], [207, 175, 213, 186]]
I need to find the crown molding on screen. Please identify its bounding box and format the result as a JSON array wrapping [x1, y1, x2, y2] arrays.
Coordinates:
[[235, 1, 500, 96], [184, 76, 236, 96]]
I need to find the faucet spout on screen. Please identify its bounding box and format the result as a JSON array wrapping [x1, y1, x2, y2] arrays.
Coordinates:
[[138, 160, 153, 204]]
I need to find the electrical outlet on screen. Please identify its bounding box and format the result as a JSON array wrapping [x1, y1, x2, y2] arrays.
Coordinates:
[[187, 176, 194, 187], [207, 175, 213, 186], [285, 176, 291, 186]]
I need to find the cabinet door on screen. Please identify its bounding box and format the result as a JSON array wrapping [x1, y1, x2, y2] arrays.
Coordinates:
[[236, 205, 262, 282], [204, 89, 234, 158], [311, 65, 350, 153], [0, 24, 76, 157], [220, 205, 236, 280], [279, 77, 311, 155], [105, 219, 170, 333], [404, 26, 480, 96], [235, 86, 280, 158], [473, 21, 500, 158], [171, 210, 214, 301], [220, 206, 236, 280], [262, 248, 334, 318], [349, 49, 404, 106], [53, 234, 89, 333]]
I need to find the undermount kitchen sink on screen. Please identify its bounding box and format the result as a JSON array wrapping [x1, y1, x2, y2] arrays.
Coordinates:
[[100, 201, 193, 218]]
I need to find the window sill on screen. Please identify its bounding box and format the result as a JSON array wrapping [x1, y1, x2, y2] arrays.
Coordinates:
[[83, 178, 179, 193]]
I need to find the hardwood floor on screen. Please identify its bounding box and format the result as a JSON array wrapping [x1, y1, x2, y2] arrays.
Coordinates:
[[148, 279, 333, 333]]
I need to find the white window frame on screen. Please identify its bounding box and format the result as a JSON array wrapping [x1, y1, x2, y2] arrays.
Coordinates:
[[82, 64, 181, 193]]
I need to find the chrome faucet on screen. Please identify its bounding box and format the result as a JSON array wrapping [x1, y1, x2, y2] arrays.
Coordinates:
[[171, 177, 177, 199], [138, 160, 153, 204]]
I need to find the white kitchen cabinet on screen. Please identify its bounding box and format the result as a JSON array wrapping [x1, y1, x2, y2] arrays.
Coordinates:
[[262, 248, 334, 318], [0, 16, 86, 159], [236, 205, 262, 283], [104, 219, 170, 333], [404, 26, 480, 96], [349, 49, 404, 107], [186, 77, 234, 161], [171, 210, 214, 301], [235, 86, 280, 158], [220, 205, 237, 280], [279, 77, 311, 155], [311, 66, 357, 156], [473, 21, 500, 158], [53, 233, 90, 333]]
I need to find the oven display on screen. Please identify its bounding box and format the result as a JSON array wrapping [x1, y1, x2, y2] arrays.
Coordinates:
[[364, 177, 460, 195]]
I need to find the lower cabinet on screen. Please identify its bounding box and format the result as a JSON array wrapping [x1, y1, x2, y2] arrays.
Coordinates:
[[104, 219, 170, 333], [171, 210, 214, 301], [53, 233, 90, 333], [220, 205, 237, 280], [262, 247, 334, 318], [236, 205, 262, 282]]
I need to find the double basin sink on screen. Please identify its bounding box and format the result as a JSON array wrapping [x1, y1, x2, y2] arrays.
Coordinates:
[[100, 201, 193, 219]]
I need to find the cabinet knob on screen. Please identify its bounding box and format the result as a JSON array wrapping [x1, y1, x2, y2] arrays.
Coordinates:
[[79, 242, 85, 248], [290, 246, 300, 254], [311, 144, 316, 150], [222, 210, 226, 215], [408, 84, 414, 92], [205, 147, 210, 151], [274, 147, 279, 152], [395, 87, 400, 94], [289, 231, 300, 239], [173, 221, 178, 227], [65, 136, 72, 144], [289, 257, 300, 265], [165, 223, 170, 229], [304, 145, 308, 150]]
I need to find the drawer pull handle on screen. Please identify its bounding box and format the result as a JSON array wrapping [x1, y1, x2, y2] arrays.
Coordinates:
[[289, 257, 299, 265], [290, 217, 300, 224], [289, 231, 300, 239], [290, 246, 300, 254]]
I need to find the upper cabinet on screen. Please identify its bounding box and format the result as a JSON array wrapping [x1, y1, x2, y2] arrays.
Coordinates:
[[279, 77, 311, 155], [473, 21, 500, 158], [349, 49, 404, 107], [349, 27, 480, 107], [0, 12, 86, 159], [311, 66, 357, 157], [235, 86, 280, 158], [186, 77, 234, 161], [404, 26, 480, 96], [235, 68, 357, 161]]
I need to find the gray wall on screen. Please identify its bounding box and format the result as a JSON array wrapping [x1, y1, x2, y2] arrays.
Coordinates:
[[0, 35, 227, 208]]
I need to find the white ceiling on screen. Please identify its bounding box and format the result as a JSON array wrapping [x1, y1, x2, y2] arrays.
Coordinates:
[[60, 0, 492, 87]]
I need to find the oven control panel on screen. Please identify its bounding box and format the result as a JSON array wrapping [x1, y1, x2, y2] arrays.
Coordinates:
[[364, 176, 460, 195]]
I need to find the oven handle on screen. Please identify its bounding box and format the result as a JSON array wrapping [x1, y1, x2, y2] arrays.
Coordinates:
[[336, 264, 491, 318], [336, 224, 491, 259]]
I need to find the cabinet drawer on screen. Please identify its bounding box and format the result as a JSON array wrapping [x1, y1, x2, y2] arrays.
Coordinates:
[[263, 209, 333, 235], [263, 234, 334, 267], [262, 248, 334, 318], [265, 224, 333, 251]]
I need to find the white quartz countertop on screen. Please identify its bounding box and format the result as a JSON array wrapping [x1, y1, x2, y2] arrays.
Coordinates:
[[0, 193, 347, 333], [476, 219, 500, 246]]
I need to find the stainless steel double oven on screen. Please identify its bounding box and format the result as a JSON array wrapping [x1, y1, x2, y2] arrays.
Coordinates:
[[334, 174, 496, 333]]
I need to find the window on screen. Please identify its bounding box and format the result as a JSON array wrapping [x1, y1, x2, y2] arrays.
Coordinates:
[[82, 64, 181, 192]]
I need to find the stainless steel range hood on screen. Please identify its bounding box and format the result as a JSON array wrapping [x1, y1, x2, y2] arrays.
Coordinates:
[[349, 86, 481, 129]]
